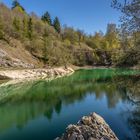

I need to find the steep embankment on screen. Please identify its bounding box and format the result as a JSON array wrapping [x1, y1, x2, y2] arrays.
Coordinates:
[[0, 40, 41, 68]]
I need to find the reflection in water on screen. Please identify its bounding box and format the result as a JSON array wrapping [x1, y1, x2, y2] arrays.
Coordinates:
[[0, 69, 139, 140]]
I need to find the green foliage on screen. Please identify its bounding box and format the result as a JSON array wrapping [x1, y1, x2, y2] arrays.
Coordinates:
[[0, 16, 4, 39], [27, 17, 33, 39], [12, 17, 21, 38], [13, 17, 20, 31], [12, 0, 25, 11], [115, 45, 140, 67], [62, 27, 79, 44], [112, 0, 140, 67], [63, 39, 71, 46], [53, 17, 61, 33], [77, 29, 85, 44], [22, 17, 28, 38], [112, 0, 140, 32], [41, 11, 52, 25]]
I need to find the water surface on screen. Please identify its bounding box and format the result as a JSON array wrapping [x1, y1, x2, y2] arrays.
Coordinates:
[[0, 69, 140, 140]]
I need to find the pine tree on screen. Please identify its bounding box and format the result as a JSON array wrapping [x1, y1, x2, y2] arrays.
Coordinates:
[[0, 16, 4, 39], [27, 17, 33, 39], [12, 0, 19, 9], [41, 11, 52, 25], [53, 17, 61, 33], [12, 0, 25, 11]]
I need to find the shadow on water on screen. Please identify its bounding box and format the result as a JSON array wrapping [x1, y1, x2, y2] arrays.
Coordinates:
[[0, 68, 139, 140]]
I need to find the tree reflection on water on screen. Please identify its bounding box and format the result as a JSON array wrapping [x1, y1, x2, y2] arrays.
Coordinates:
[[0, 69, 139, 140]]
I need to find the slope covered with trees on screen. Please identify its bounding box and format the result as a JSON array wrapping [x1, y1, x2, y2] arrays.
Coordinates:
[[0, 0, 139, 68]]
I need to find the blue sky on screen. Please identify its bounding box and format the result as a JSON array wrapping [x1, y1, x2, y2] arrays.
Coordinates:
[[2, 0, 121, 34]]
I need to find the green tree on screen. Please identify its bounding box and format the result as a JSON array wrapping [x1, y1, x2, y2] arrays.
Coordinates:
[[42, 28, 50, 60], [12, 0, 25, 11], [77, 29, 85, 44], [22, 17, 28, 37], [12, 0, 20, 9], [112, 0, 140, 33], [105, 23, 119, 49], [0, 16, 4, 39], [112, 0, 140, 67], [53, 17, 61, 33], [27, 17, 33, 39], [13, 17, 20, 31], [62, 27, 79, 44], [41, 11, 52, 25], [12, 17, 21, 38]]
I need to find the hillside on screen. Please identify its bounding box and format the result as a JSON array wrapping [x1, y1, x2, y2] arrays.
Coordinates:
[[0, 1, 139, 69], [0, 3, 96, 68]]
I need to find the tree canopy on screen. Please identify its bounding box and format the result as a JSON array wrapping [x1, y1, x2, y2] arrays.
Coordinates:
[[41, 11, 52, 25], [53, 17, 61, 33], [112, 0, 140, 32], [12, 0, 25, 11]]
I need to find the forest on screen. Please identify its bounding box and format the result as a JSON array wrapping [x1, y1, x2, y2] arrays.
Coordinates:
[[0, 0, 139, 68]]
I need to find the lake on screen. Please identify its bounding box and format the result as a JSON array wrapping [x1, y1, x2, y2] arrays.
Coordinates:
[[0, 68, 139, 140]]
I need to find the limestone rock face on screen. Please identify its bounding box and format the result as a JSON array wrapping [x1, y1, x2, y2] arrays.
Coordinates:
[[56, 113, 119, 140], [0, 49, 35, 68]]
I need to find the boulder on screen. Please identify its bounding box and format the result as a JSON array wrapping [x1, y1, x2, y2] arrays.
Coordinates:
[[56, 113, 119, 140]]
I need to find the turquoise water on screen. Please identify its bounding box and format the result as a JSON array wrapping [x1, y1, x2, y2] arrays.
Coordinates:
[[0, 69, 139, 140]]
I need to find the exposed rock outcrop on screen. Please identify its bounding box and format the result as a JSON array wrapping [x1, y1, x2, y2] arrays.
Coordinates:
[[0, 49, 35, 68], [0, 40, 41, 68], [56, 113, 119, 140]]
